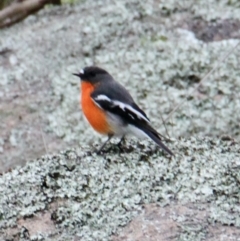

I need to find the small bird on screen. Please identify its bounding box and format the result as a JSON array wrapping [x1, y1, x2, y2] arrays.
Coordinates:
[[73, 66, 173, 155]]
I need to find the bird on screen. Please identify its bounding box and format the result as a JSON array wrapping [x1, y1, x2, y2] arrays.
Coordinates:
[[73, 66, 173, 155]]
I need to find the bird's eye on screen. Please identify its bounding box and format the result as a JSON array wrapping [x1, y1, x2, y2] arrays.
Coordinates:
[[90, 71, 96, 77]]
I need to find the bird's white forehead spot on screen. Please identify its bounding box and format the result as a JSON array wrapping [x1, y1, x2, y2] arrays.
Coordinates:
[[80, 69, 84, 74]]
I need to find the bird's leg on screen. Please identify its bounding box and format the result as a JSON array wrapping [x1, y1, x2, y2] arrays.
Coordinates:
[[117, 135, 125, 147], [115, 135, 126, 152], [96, 134, 113, 154]]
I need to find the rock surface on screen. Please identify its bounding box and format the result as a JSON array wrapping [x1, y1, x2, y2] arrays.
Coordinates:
[[1, 0, 240, 172], [0, 0, 240, 240], [0, 138, 240, 240]]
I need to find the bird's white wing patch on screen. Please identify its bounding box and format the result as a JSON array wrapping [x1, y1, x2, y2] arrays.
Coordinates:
[[112, 100, 149, 123], [94, 94, 111, 102], [92, 94, 111, 110], [92, 94, 150, 123]]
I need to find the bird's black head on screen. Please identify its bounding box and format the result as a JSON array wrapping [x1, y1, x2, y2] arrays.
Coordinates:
[[73, 66, 110, 84]]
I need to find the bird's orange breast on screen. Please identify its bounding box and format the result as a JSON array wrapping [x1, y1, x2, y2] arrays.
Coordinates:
[[81, 82, 112, 135]]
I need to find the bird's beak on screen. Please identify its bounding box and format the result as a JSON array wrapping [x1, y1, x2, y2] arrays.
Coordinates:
[[73, 73, 80, 77]]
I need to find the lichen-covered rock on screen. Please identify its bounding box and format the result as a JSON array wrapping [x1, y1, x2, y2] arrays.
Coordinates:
[[0, 0, 240, 172], [0, 0, 240, 239], [0, 137, 240, 240]]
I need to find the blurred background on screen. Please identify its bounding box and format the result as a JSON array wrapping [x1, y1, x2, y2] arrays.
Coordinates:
[[0, 0, 240, 172]]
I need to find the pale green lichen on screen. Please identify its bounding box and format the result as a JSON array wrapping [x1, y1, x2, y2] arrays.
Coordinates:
[[1, 0, 240, 170], [0, 137, 240, 240], [43, 1, 240, 146], [0, 0, 240, 240]]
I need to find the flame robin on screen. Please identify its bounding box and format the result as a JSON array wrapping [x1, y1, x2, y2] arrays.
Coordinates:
[[73, 66, 173, 155]]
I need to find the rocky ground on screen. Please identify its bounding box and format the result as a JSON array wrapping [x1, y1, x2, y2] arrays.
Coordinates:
[[0, 0, 240, 240]]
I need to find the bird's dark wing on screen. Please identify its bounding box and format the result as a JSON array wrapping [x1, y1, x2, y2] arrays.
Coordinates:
[[91, 80, 173, 156], [91, 80, 150, 124]]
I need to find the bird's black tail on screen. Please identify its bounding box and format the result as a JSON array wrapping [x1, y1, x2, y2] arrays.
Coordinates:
[[140, 124, 174, 156]]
